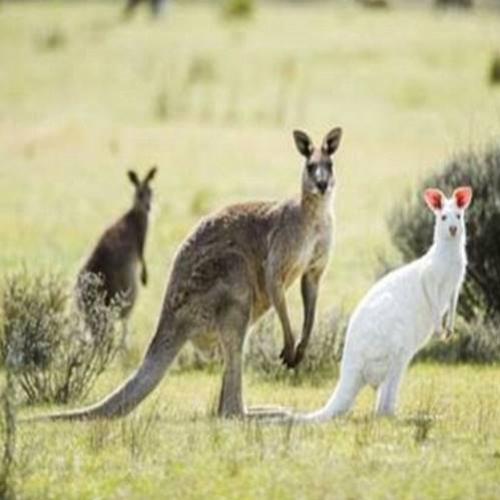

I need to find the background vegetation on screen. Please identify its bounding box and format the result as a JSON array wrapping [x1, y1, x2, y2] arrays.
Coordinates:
[[1, 0, 500, 498]]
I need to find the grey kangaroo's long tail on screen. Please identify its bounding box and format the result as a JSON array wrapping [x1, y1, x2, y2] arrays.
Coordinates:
[[24, 313, 185, 422]]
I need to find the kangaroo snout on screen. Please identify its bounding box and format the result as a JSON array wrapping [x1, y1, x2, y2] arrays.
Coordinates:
[[316, 181, 328, 194], [449, 225, 457, 237]]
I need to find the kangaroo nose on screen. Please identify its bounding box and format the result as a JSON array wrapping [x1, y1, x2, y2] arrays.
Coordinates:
[[317, 181, 328, 194], [449, 226, 457, 237]]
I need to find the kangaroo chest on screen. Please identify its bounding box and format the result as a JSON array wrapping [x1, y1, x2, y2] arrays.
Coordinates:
[[282, 226, 331, 288], [439, 266, 462, 306], [428, 257, 465, 315], [251, 212, 332, 321]]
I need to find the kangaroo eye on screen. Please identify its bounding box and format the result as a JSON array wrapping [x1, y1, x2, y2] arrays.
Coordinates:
[[456, 213, 461, 219], [441, 215, 447, 221], [307, 163, 316, 173]]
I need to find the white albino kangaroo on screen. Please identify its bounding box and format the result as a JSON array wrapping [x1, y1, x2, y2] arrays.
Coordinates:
[[298, 186, 473, 422]]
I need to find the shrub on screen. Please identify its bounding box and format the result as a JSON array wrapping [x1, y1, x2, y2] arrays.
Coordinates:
[[221, 0, 254, 21], [434, 0, 473, 8], [388, 145, 500, 361], [36, 27, 67, 52], [417, 317, 500, 364], [490, 54, 500, 86], [356, 0, 389, 9], [0, 269, 125, 405], [0, 369, 16, 499], [245, 308, 347, 383], [186, 55, 217, 86], [154, 88, 170, 122], [172, 308, 347, 380]]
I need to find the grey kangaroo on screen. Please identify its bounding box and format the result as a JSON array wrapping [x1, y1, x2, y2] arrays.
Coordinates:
[[123, 0, 169, 18], [77, 167, 157, 336], [38, 128, 342, 420]]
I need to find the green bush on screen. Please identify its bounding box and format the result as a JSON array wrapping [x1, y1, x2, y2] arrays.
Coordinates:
[[0, 270, 125, 405], [417, 318, 500, 364], [490, 54, 500, 86], [388, 145, 500, 362], [221, 0, 255, 21]]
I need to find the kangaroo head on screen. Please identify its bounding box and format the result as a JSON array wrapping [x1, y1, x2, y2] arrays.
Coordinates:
[[128, 166, 157, 212], [293, 127, 342, 197], [424, 186, 473, 242]]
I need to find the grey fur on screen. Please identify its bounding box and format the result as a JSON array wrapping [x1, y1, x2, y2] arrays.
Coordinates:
[[34, 129, 342, 421]]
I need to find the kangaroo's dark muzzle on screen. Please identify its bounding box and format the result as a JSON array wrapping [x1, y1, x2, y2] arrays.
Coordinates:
[[317, 181, 328, 194]]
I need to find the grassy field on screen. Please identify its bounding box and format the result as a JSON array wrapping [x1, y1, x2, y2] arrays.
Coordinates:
[[13, 366, 500, 499], [1, 1, 500, 498]]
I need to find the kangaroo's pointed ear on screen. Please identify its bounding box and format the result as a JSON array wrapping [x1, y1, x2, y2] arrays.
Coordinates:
[[424, 188, 445, 211], [144, 166, 157, 184], [453, 186, 473, 210], [321, 127, 342, 156], [293, 130, 313, 158], [128, 170, 140, 187]]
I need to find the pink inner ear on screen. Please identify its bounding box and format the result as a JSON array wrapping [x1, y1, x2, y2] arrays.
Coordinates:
[[454, 187, 472, 209], [424, 189, 444, 210]]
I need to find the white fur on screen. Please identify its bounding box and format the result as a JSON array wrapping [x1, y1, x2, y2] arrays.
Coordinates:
[[299, 188, 471, 422]]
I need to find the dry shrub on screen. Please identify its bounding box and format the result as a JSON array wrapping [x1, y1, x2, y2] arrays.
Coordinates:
[[0, 370, 16, 499], [172, 308, 347, 381], [0, 269, 125, 405], [246, 309, 347, 382]]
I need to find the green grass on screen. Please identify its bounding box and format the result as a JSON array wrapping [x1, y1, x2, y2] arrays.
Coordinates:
[[1, 1, 500, 498], [15, 366, 500, 499]]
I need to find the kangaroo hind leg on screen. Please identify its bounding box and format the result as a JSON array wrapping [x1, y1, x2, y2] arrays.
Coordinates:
[[217, 308, 291, 420], [215, 292, 290, 419], [375, 361, 407, 417], [217, 303, 249, 418]]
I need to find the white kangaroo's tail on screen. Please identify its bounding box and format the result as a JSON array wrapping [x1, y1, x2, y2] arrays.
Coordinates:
[[24, 313, 186, 422], [293, 370, 363, 423]]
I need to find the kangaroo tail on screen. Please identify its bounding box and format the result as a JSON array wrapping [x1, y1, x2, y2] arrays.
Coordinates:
[[24, 313, 185, 422], [292, 371, 362, 423]]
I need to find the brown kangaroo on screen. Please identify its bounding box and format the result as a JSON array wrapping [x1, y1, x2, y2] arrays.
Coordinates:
[[76, 167, 157, 336], [37, 128, 342, 421]]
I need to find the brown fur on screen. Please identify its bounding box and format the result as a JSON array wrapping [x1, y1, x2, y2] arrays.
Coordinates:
[[35, 128, 342, 421], [77, 167, 157, 324]]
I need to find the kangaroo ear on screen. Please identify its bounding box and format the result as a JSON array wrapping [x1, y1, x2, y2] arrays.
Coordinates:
[[127, 170, 140, 187], [321, 127, 342, 156], [145, 166, 157, 184], [453, 186, 472, 209], [424, 188, 445, 211], [293, 130, 313, 158]]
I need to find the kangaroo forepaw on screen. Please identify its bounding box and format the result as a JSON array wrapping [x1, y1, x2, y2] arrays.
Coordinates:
[[443, 326, 454, 342], [279, 345, 296, 369], [292, 341, 308, 367]]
